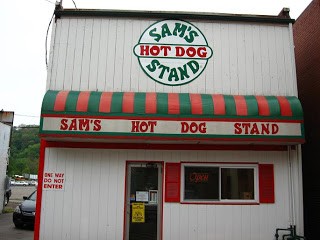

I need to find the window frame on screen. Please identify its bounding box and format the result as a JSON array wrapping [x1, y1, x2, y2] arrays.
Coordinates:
[[181, 163, 259, 204]]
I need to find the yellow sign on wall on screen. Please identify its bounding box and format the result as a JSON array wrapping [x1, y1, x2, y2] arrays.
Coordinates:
[[132, 203, 145, 223]]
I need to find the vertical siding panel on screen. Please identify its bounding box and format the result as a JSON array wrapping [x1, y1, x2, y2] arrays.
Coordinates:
[[188, 205, 198, 240], [237, 24, 246, 94], [97, 19, 109, 91], [64, 19, 77, 90], [106, 151, 119, 240], [267, 26, 279, 94], [55, 19, 69, 90], [72, 19, 85, 91], [221, 24, 231, 94], [275, 27, 286, 95], [88, 19, 102, 91], [250, 206, 260, 240], [260, 26, 271, 94], [282, 27, 295, 95], [213, 23, 222, 93], [241, 206, 251, 240], [229, 24, 239, 94], [252, 25, 263, 94], [115, 158, 125, 240], [69, 151, 83, 240], [130, 20, 143, 92], [61, 150, 75, 240], [88, 151, 102, 240], [113, 20, 125, 91], [231, 206, 242, 240], [52, 151, 67, 240], [105, 19, 117, 90], [97, 151, 110, 238], [79, 152, 92, 240], [46, 18, 57, 90], [179, 205, 189, 240], [203, 22, 214, 93], [49, 20, 62, 90], [197, 205, 207, 240], [244, 24, 255, 94], [122, 20, 133, 92], [80, 19, 94, 90]]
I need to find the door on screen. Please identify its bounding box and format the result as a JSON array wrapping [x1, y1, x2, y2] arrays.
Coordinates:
[[125, 162, 162, 240]]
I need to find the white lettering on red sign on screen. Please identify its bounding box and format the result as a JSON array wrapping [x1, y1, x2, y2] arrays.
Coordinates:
[[43, 172, 65, 190]]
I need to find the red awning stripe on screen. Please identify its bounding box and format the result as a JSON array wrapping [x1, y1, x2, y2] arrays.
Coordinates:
[[76, 91, 91, 112], [54, 91, 69, 111], [190, 93, 203, 115], [234, 95, 248, 116], [277, 96, 292, 116], [212, 94, 226, 115], [168, 93, 180, 114], [99, 92, 113, 113], [145, 92, 157, 114], [256, 96, 270, 116], [122, 92, 135, 113]]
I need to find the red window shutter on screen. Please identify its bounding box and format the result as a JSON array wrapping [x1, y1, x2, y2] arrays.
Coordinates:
[[259, 164, 275, 203], [165, 162, 181, 202]]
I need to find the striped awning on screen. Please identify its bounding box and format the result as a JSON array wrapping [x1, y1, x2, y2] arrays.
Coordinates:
[[40, 90, 304, 144]]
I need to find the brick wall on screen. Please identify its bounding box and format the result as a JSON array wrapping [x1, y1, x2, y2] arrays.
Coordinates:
[[293, 1, 320, 239]]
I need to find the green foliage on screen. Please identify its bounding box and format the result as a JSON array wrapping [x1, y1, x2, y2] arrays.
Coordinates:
[[8, 125, 40, 176]]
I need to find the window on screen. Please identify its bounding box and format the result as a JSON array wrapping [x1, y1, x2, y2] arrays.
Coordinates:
[[182, 164, 257, 202]]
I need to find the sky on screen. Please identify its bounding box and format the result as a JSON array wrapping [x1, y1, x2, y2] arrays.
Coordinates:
[[0, 0, 313, 127]]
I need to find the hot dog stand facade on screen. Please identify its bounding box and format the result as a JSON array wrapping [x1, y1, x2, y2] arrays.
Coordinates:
[[35, 5, 305, 240]]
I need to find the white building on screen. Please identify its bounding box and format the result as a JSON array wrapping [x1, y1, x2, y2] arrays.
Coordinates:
[[36, 5, 305, 240], [0, 112, 14, 212]]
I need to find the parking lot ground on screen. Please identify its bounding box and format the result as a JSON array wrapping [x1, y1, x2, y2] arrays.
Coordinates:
[[0, 211, 34, 240], [0, 186, 36, 240]]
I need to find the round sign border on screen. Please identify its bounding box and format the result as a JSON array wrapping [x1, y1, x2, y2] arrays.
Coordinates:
[[134, 19, 213, 86]]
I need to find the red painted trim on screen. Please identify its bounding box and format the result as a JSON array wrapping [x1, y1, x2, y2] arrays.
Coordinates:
[[256, 96, 270, 116], [190, 93, 203, 114], [165, 162, 181, 202], [168, 93, 180, 114], [76, 91, 91, 112], [212, 94, 226, 115], [39, 133, 304, 144], [54, 91, 69, 111], [42, 141, 288, 151], [234, 95, 248, 116], [259, 164, 275, 203], [277, 96, 292, 116], [145, 92, 157, 114], [99, 92, 113, 113], [34, 140, 46, 240], [122, 92, 135, 113], [41, 113, 304, 123]]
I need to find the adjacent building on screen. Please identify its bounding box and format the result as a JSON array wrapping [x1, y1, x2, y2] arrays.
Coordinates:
[[293, 0, 320, 239]]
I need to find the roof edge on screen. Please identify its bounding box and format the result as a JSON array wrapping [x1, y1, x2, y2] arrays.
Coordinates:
[[54, 8, 295, 24]]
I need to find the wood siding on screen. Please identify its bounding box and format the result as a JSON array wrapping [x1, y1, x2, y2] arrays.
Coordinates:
[[39, 148, 300, 240], [47, 18, 297, 96]]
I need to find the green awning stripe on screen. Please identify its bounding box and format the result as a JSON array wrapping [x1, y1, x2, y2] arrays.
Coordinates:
[[110, 92, 123, 113], [265, 96, 281, 116], [134, 92, 146, 114], [88, 91, 102, 112], [179, 93, 191, 115], [65, 91, 80, 111], [201, 94, 214, 115], [42, 90, 58, 111], [286, 96, 303, 117], [245, 95, 259, 116], [157, 93, 168, 114], [224, 95, 237, 116]]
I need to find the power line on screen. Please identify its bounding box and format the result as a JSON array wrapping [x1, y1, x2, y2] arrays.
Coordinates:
[[15, 114, 40, 118]]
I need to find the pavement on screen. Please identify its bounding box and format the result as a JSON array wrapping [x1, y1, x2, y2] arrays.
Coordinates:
[[0, 186, 36, 240]]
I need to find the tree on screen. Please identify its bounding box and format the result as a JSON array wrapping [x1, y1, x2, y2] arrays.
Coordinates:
[[8, 125, 40, 176]]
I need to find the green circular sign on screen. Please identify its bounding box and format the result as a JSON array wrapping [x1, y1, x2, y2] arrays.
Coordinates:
[[134, 19, 213, 86]]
